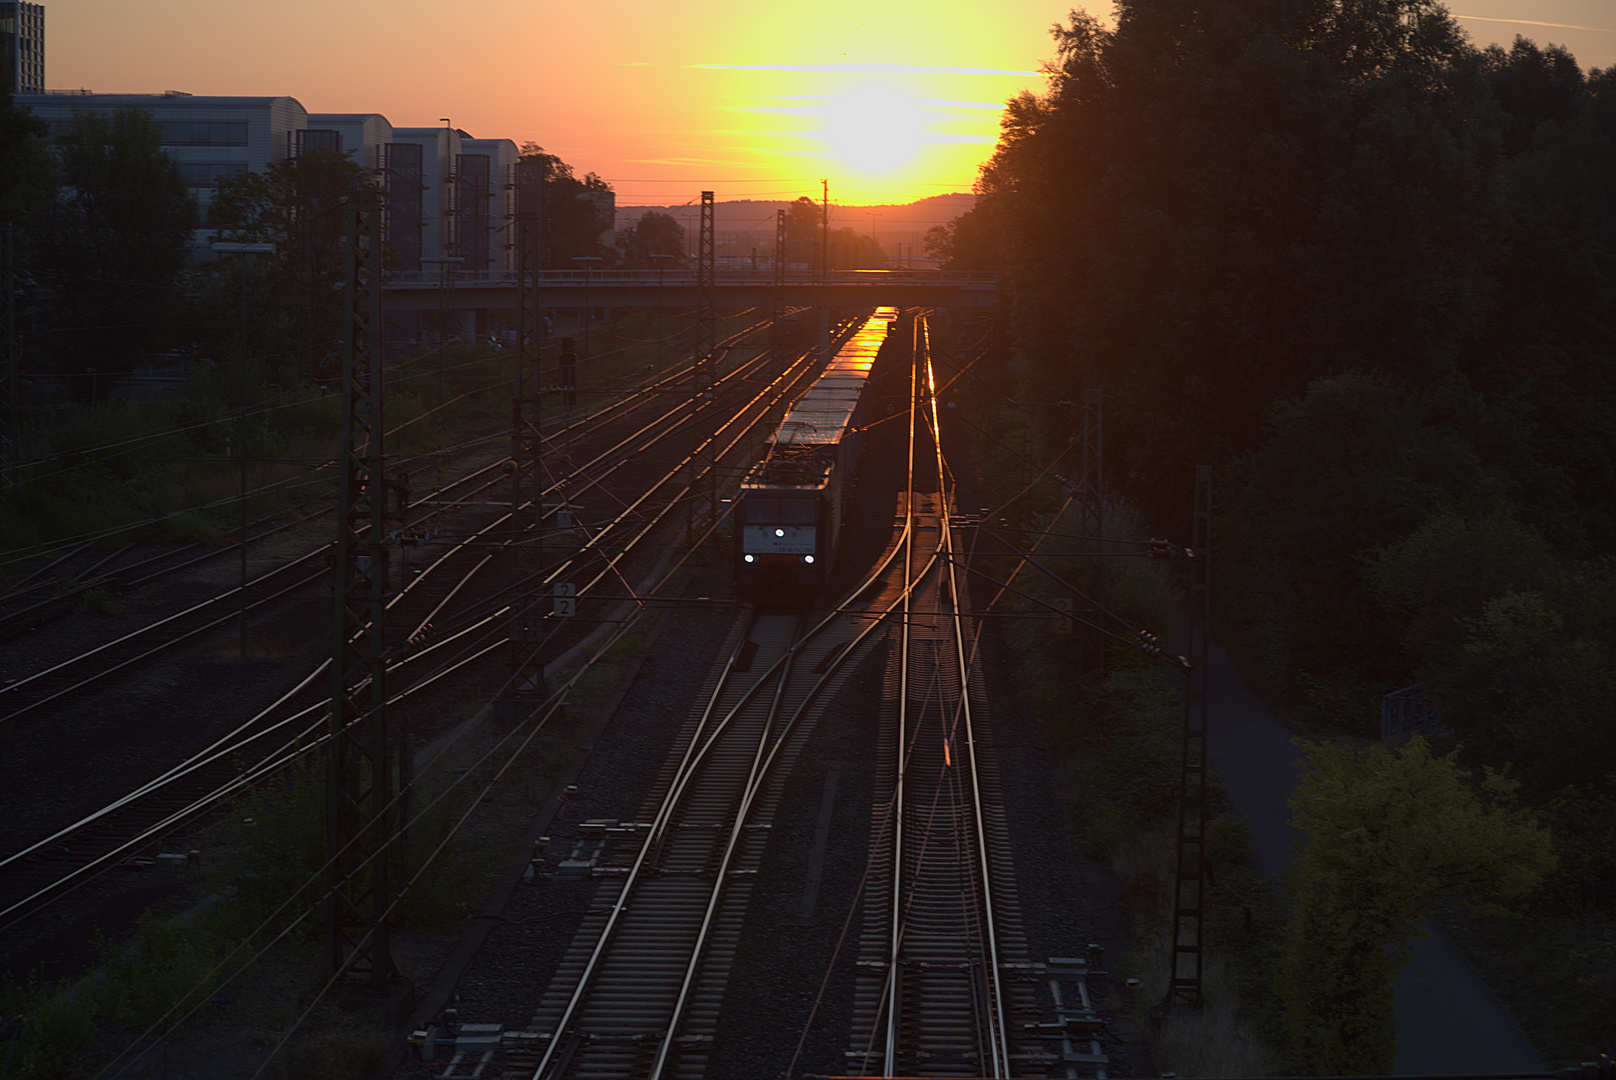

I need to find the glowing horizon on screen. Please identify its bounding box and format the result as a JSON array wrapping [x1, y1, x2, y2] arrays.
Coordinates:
[[39, 0, 1616, 209]]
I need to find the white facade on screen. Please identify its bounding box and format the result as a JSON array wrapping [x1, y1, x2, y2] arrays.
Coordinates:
[[458, 138, 518, 275], [20, 87, 534, 276], [391, 126, 463, 274], [305, 112, 392, 173], [17, 91, 307, 257]]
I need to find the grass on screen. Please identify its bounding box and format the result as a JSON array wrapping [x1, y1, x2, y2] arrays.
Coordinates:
[[1445, 908, 1616, 1065], [4, 309, 752, 565], [0, 737, 511, 1078], [999, 488, 1289, 1075]]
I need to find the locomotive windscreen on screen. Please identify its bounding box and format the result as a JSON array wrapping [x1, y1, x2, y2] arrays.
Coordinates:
[[743, 498, 816, 524]]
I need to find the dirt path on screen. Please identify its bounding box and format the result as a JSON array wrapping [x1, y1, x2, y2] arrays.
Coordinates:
[[1203, 636, 1547, 1074]]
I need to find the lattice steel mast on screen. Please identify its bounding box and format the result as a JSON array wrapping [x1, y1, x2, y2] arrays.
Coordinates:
[[1164, 465, 1213, 1010], [508, 211, 547, 702], [693, 191, 716, 526], [326, 190, 397, 990]]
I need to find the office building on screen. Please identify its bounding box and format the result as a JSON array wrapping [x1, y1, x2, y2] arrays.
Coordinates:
[[458, 138, 518, 275], [0, 1, 43, 95], [18, 91, 308, 257]]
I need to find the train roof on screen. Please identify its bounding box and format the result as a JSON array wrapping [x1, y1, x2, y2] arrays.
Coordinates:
[[772, 308, 894, 450]]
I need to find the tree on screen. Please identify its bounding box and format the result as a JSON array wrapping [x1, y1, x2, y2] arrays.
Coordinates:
[[827, 226, 885, 269], [1221, 370, 1489, 721], [1277, 737, 1553, 1074], [1481, 36, 1587, 158], [1509, 64, 1616, 256], [517, 143, 615, 268], [922, 204, 997, 271], [0, 69, 49, 221], [206, 149, 382, 377], [1446, 562, 1616, 792], [783, 196, 821, 269], [26, 106, 196, 396], [615, 210, 684, 268], [978, 0, 1507, 521]]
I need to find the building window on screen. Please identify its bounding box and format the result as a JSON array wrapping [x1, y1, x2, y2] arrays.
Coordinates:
[[295, 129, 342, 155], [179, 162, 249, 187], [159, 121, 250, 146]]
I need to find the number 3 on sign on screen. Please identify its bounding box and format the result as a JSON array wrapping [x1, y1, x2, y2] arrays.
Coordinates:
[[553, 582, 576, 618]]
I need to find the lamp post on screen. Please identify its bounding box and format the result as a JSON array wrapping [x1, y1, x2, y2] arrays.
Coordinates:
[[210, 240, 275, 660], [570, 255, 602, 356]]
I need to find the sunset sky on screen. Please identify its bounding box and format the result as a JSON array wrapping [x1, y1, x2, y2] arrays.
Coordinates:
[[40, 0, 1616, 207]]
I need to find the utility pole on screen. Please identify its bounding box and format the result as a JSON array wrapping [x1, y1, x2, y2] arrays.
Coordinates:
[[694, 191, 716, 532], [820, 179, 829, 279], [326, 190, 398, 992], [772, 208, 787, 349]]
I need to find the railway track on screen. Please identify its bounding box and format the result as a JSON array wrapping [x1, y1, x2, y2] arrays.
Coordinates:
[[474, 312, 1039, 1080], [4, 307, 1121, 1080], [838, 317, 1033, 1076], [0, 312, 792, 660], [517, 593, 895, 1080], [0, 313, 842, 954], [846, 487, 1038, 1077], [0, 314, 823, 725]]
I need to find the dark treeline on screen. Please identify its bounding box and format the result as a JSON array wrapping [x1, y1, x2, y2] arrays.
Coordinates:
[[959, 0, 1616, 926]]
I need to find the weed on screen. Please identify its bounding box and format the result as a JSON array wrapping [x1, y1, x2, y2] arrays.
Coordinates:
[[88, 912, 227, 1030], [160, 510, 222, 545], [0, 970, 97, 1079], [76, 587, 122, 617]]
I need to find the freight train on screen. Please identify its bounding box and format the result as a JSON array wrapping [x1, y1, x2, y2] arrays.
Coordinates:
[[733, 307, 900, 597]]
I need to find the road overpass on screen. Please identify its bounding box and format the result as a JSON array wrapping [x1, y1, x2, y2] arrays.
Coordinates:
[[382, 268, 999, 312]]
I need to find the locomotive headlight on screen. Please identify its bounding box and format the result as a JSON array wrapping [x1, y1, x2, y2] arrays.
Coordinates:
[[802, 555, 815, 564], [743, 554, 755, 563], [774, 528, 785, 537]]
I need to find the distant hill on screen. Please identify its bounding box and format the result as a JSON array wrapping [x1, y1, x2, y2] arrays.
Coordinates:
[[617, 192, 975, 264]]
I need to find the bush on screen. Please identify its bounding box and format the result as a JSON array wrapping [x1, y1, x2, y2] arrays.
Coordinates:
[[89, 912, 227, 1031], [216, 750, 495, 944], [0, 971, 97, 1079]]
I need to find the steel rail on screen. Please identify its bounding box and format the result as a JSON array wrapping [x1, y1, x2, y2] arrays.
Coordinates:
[[0, 313, 846, 993], [925, 317, 1013, 1077], [529, 326, 933, 1076], [527, 551, 931, 1080], [0, 322, 806, 927], [0, 316, 808, 866], [0, 553, 329, 723], [863, 313, 1016, 1076], [0, 314, 782, 666], [0, 335, 810, 940], [649, 563, 929, 1079], [0, 594, 524, 932]]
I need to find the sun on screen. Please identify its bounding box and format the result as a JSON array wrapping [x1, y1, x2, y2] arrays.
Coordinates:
[[818, 83, 929, 177]]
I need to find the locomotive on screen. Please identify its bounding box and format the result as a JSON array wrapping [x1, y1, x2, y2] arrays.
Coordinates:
[[733, 307, 900, 597]]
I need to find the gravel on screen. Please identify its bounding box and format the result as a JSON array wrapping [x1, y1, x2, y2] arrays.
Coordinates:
[[381, 333, 1152, 1076]]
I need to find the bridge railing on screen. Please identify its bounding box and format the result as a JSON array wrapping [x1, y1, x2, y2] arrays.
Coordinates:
[[385, 268, 998, 288]]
